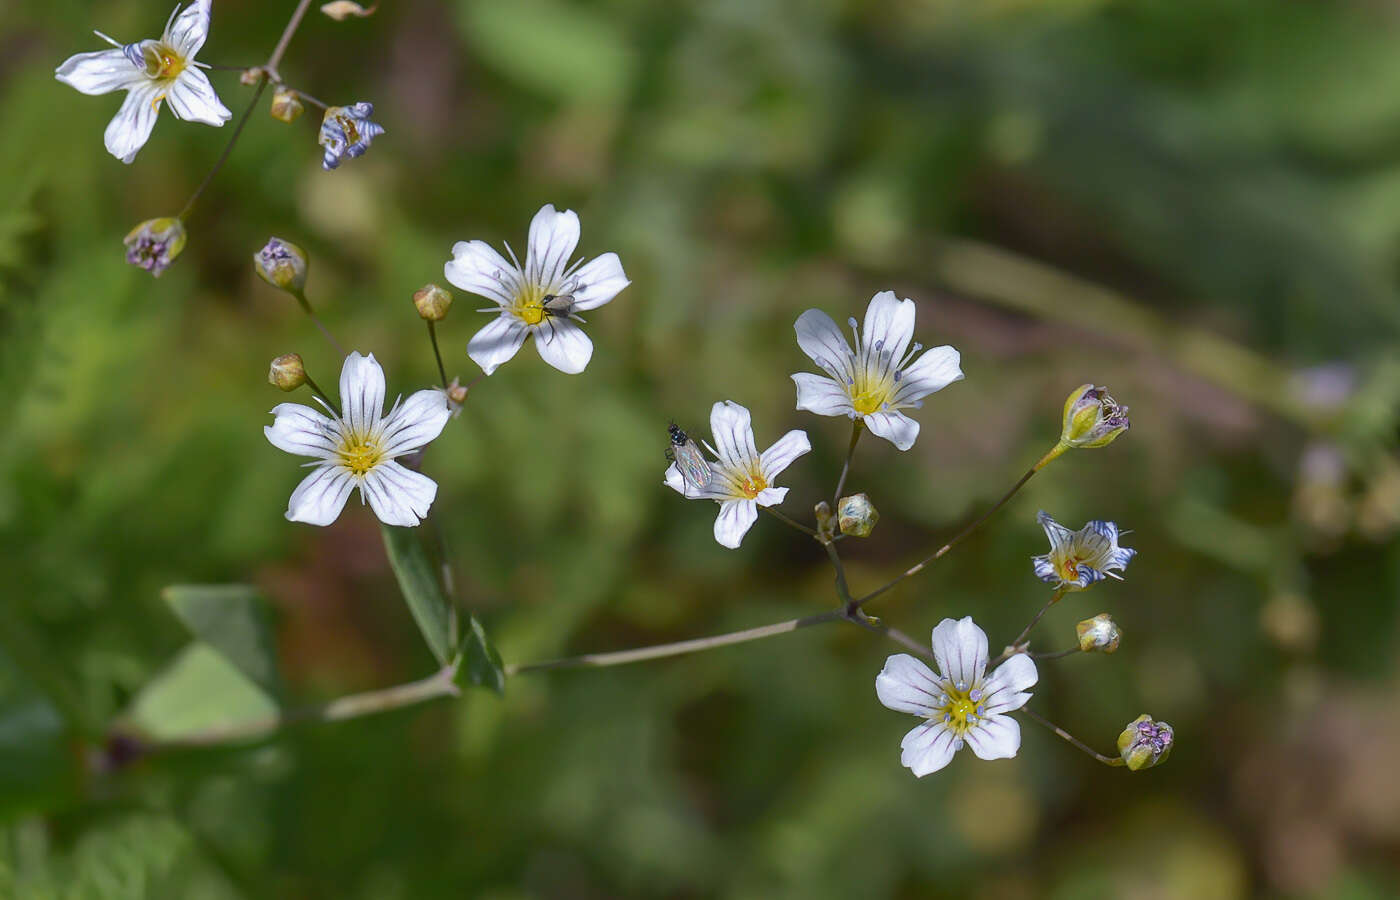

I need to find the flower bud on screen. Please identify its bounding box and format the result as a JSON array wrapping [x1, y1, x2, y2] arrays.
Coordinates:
[[837, 493, 879, 538], [268, 353, 307, 391], [413, 283, 453, 321], [254, 237, 309, 294], [440, 376, 468, 419], [239, 67, 263, 86], [814, 501, 834, 535], [1117, 714, 1173, 771], [1061, 384, 1130, 449], [321, 0, 377, 19], [270, 86, 304, 123], [123, 217, 186, 277], [1075, 613, 1121, 653]]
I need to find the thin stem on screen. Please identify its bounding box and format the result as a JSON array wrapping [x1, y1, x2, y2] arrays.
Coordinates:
[[1005, 587, 1068, 656], [265, 0, 317, 77], [301, 372, 341, 417], [507, 610, 842, 675], [845, 613, 934, 661], [293, 289, 346, 355], [822, 541, 856, 608], [831, 420, 863, 506], [1019, 706, 1124, 766], [427, 321, 449, 389], [853, 445, 1060, 610], [289, 87, 330, 110], [178, 77, 267, 220], [1031, 647, 1081, 660], [763, 505, 818, 538]]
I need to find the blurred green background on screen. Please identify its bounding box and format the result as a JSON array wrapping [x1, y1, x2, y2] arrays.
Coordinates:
[[3, 0, 1400, 896]]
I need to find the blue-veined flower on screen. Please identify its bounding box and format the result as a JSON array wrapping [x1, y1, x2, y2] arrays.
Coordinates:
[[876, 617, 1038, 777], [264, 352, 450, 527], [792, 291, 963, 451], [319, 102, 384, 170], [1031, 511, 1136, 591], [55, 0, 231, 164], [663, 401, 810, 549], [445, 204, 629, 376]]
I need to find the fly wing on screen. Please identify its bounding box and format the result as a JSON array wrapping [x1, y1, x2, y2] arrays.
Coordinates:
[[673, 439, 713, 494]]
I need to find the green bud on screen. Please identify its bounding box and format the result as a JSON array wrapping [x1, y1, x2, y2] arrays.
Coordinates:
[[413, 283, 453, 321], [254, 237, 309, 294], [814, 501, 834, 535], [1076, 613, 1121, 653], [268, 353, 307, 391], [1061, 384, 1130, 449], [1117, 714, 1173, 771], [837, 493, 879, 538], [124, 217, 186, 277]]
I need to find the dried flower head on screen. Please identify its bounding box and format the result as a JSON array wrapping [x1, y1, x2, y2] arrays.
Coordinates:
[[123, 216, 187, 277], [1117, 714, 1173, 771], [319, 102, 385, 170], [1061, 384, 1130, 450], [1075, 613, 1121, 653], [254, 237, 309, 294]]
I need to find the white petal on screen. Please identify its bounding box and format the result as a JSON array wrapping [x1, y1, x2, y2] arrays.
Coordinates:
[[759, 430, 811, 482], [713, 499, 758, 549], [568, 252, 628, 312], [166, 68, 230, 125], [1031, 555, 1059, 584], [166, 0, 212, 58], [793, 309, 854, 377], [708, 401, 758, 470], [900, 722, 959, 777], [285, 465, 355, 526], [965, 714, 1021, 761], [338, 351, 386, 436], [445, 240, 517, 306], [979, 654, 1037, 715], [792, 373, 855, 417], [863, 410, 920, 451], [861, 291, 916, 365], [55, 48, 145, 95], [533, 317, 593, 374], [664, 462, 690, 497], [104, 84, 161, 164], [264, 402, 338, 458], [875, 654, 942, 716], [379, 389, 450, 458], [526, 204, 580, 287], [361, 461, 438, 527], [753, 486, 788, 507], [1037, 511, 1074, 551], [467, 315, 529, 376], [891, 345, 963, 407], [930, 616, 988, 689]]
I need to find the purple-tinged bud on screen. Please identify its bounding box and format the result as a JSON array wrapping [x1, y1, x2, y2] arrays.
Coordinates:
[[837, 493, 879, 538], [1117, 714, 1173, 771], [413, 283, 453, 321], [123, 217, 186, 277], [1061, 384, 1130, 450], [1076, 613, 1121, 653], [254, 237, 309, 294], [268, 353, 307, 391]]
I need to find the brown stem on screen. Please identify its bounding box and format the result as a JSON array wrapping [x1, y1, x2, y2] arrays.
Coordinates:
[[1019, 706, 1125, 766], [265, 0, 317, 77]]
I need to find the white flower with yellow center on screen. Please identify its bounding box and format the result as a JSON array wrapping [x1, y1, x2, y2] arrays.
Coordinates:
[[664, 401, 811, 549], [264, 352, 451, 527], [1031, 511, 1136, 591], [792, 291, 964, 451], [444, 204, 629, 376], [875, 617, 1038, 777], [55, 0, 231, 164]]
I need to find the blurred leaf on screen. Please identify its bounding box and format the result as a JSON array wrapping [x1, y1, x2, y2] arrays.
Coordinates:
[[126, 644, 277, 742], [163, 584, 282, 700], [454, 613, 505, 695], [380, 524, 455, 666], [0, 650, 77, 822]]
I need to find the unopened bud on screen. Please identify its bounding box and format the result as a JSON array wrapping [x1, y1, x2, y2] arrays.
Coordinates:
[[270, 86, 304, 123], [268, 353, 307, 391], [239, 67, 263, 86], [1117, 714, 1173, 771], [1076, 613, 1121, 653], [320, 0, 377, 20], [441, 376, 468, 419], [124, 217, 186, 277], [413, 283, 453, 321], [837, 493, 879, 537], [254, 237, 309, 294], [814, 501, 834, 534], [1061, 384, 1130, 450]]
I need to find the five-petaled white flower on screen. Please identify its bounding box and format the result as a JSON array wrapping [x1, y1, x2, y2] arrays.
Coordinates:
[[876, 617, 1038, 777], [55, 0, 231, 164], [664, 401, 810, 549], [264, 352, 451, 527], [1031, 511, 1136, 591], [792, 291, 964, 451], [444, 204, 629, 376]]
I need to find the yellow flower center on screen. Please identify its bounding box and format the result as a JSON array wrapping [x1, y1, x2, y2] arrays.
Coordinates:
[[938, 684, 982, 736], [511, 285, 548, 326], [142, 42, 186, 79], [734, 470, 768, 499], [850, 375, 894, 416], [336, 113, 361, 145], [338, 437, 383, 476]]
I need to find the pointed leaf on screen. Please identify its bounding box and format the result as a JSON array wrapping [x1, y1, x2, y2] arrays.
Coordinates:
[[163, 584, 281, 700], [125, 644, 278, 741], [454, 614, 505, 694], [380, 524, 454, 666]]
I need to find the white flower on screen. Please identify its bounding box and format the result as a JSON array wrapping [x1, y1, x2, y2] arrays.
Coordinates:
[[264, 352, 451, 527], [55, 0, 231, 164], [1031, 511, 1136, 591], [664, 401, 810, 549], [444, 204, 629, 376], [792, 291, 963, 451], [875, 617, 1038, 777]]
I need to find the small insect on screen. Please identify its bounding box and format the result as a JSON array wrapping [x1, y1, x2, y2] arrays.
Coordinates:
[[541, 290, 582, 322], [666, 423, 713, 494]]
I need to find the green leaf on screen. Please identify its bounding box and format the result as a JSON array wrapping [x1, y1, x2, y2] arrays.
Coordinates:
[[455, 614, 505, 695], [380, 524, 456, 666], [125, 644, 278, 742], [163, 584, 281, 700]]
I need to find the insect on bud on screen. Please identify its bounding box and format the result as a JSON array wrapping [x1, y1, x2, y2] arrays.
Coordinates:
[[254, 237, 309, 294], [123, 217, 187, 277], [270, 86, 304, 123], [1117, 714, 1173, 771], [1061, 384, 1130, 450], [837, 493, 879, 537], [1075, 613, 1121, 653], [268, 353, 307, 391], [413, 283, 453, 321]]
